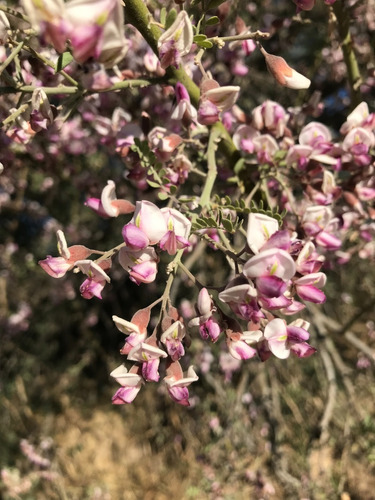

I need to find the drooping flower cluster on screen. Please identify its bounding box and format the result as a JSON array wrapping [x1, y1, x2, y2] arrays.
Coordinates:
[[110, 305, 198, 406], [188, 213, 321, 363]]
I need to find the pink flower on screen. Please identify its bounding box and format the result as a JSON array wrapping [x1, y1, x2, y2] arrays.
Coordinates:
[[110, 364, 144, 404], [233, 125, 260, 153], [342, 127, 375, 166], [22, 0, 69, 53], [128, 339, 168, 382], [247, 213, 279, 254], [199, 78, 240, 118], [39, 230, 91, 278], [148, 127, 183, 162], [296, 242, 325, 275], [243, 248, 296, 281], [158, 11, 193, 69], [263, 318, 292, 359], [252, 134, 279, 163], [340, 102, 372, 135], [293, 0, 316, 12], [226, 329, 261, 360], [66, 0, 128, 67], [218, 277, 263, 322], [171, 83, 197, 124], [252, 100, 289, 138], [189, 288, 222, 342], [164, 362, 198, 407], [75, 259, 111, 299], [160, 320, 186, 361], [85, 180, 135, 218], [131, 201, 168, 245], [118, 246, 159, 285], [294, 272, 327, 304], [197, 99, 220, 125], [262, 318, 315, 359], [112, 307, 150, 355], [302, 206, 341, 250], [159, 208, 191, 255], [299, 122, 332, 149]]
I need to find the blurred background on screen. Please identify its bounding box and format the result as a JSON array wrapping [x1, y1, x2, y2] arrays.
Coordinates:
[[1, 0, 375, 498]]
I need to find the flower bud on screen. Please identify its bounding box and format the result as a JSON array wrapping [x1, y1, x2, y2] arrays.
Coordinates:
[[260, 47, 310, 90]]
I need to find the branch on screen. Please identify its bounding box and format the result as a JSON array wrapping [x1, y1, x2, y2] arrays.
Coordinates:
[[123, 0, 240, 168], [331, 1, 362, 108]]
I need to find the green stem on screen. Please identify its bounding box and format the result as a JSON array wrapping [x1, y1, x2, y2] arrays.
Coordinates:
[[1, 103, 29, 127], [331, 1, 362, 108], [208, 30, 270, 44], [19, 42, 79, 87], [0, 77, 167, 96], [161, 249, 184, 313], [199, 125, 222, 208], [0, 41, 24, 77], [0, 4, 30, 25], [95, 242, 126, 264], [0, 85, 81, 96]]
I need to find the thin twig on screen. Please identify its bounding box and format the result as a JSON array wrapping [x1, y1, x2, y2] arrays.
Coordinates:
[[319, 347, 337, 444]]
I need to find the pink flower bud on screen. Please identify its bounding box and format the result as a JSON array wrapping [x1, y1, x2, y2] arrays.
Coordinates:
[[260, 47, 311, 90]]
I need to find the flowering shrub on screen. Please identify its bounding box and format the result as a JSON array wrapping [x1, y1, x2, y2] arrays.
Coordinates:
[[1, 0, 374, 411]]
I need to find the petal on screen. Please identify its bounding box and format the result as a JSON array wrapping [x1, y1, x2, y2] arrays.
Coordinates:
[[243, 248, 296, 281], [296, 284, 326, 303]]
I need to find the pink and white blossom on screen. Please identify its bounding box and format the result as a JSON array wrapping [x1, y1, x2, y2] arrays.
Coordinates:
[[164, 362, 198, 407], [110, 364, 144, 404]]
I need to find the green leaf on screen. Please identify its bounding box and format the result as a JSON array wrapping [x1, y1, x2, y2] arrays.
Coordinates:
[[196, 40, 213, 49], [147, 180, 161, 189], [56, 52, 74, 72], [206, 16, 220, 26], [207, 217, 218, 227], [158, 191, 169, 201], [165, 9, 177, 29], [195, 218, 209, 227], [221, 218, 234, 232], [160, 7, 167, 27], [191, 0, 202, 5], [193, 34, 207, 42]]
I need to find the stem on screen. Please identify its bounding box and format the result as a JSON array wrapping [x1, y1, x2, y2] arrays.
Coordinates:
[[0, 77, 164, 97], [17, 41, 79, 87], [95, 242, 126, 264], [199, 125, 222, 208], [1, 103, 29, 127], [161, 249, 184, 313], [0, 41, 24, 77], [93, 77, 166, 92], [177, 261, 202, 288], [331, 1, 362, 108], [0, 85, 81, 96], [208, 30, 270, 44], [0, 4, 30, 24]]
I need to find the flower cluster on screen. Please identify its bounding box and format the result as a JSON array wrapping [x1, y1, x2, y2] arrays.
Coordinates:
[[110, 306, 198, 406]]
